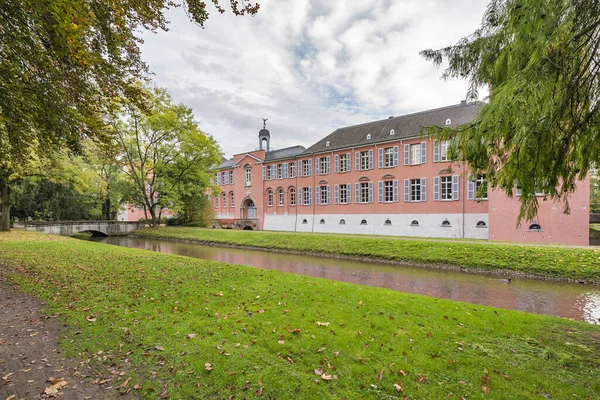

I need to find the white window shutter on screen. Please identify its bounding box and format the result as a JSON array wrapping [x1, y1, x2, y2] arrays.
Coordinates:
[[298, 187, 303, 205], [316, 186, 321, 205], [217, 174, 221, 185], [404, 179, 409, 202], [297, 161, 302, 177], [262, 166, 266, 181], [393, 146, 399, 167], [368, 181, 373, 203], [421, 178, 427, 202], [326, 185, 331, 204], [378, 148, 384, 168], [347, 153, 352, 171], [334, 184, 339, 204], [433, 176, 440, 201], [421, 141, 427, 164], [404, 144, 410, 165], [334, 155, 339, 173], [271, 165, 276, 179], [308, 187, 313, 205], [378, 181, 383, 203], [283, 163, 288, 178], [433, 140, 439, 162], [355, 152, 360, 171], [326, 157, 330, 174], [453, 175, 459, 200], [369, 149, 373, 169], [393, 180, 399, 202], [315, 158, 320, 175], [308, 159, 313, 176], [468, 174, 475, 200], [355, 183, 360, 203]]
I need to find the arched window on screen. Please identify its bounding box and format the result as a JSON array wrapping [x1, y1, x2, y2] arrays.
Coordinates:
[[320, 218, 325, 224], [289, 188, 296, 206], [476, 221, 487, 228], [441, 219, 451, 227], [244, 164, 252, 186], [230, 192, 235, 208], [445, 118, 452, 126], [339, 219, 346, 225], [384, 219, 392, 226], [278, 189, 284, 206], [360, 219, 368, 225], [267, 190, 273, 207], [390, 129, 395, 136], [528, 223, 542, 231], [410, 220, 419, 226], [215, 196, 219, 208], [222, 193, 227, 208], [326, 141, 331, 147], [366, 134, 372, 140]]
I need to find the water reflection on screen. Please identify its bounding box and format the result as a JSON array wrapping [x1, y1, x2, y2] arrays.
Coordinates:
[[91, 236, 600, 324]]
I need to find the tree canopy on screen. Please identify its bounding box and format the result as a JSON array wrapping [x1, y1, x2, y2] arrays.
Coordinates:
[[0, 0, 258, 230], [421, 0, 600, 221]]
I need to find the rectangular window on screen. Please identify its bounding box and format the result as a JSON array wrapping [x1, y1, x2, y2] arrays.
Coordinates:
[[340, 184, 348, 204], [268, 191, 273, 206], [340, 154, 349, 172], [277, 164, 283, 179], [245, 167, 252, 186], [384, 148, 394, 167], [278, 190, 284, 206], [223, 195, 227, 208], [440, 140, 449, 162], [440, 176, 453, 200], [267, 166, 272, 180], [476, 174, 488, 199], [303, 160, 310, 176], [289, 162, 296, 178], [320, 185, 328, 204], [320, 158, 327, 175], [384, 181, 393, 202], [290, 189, 296, 206], [231, 193, 234, 208], [230, 171, 234, 184], [215, 196, 219, 208], [303, 187, 311, 205], [411, 179, 421, 201], [411, 144, 421, 165], [361, 151, 370, 170], [361, 182, 369, 203]]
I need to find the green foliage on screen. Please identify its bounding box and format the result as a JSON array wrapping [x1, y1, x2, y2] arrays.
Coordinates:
[[169, 194, 215, 227], [421, 0, 600, 221], [0, 0, 258, 230], [115, 87, 221, 227], [1, 231, 599, 399], [591, 173, 600, 213], [136, 227, 600, 281]]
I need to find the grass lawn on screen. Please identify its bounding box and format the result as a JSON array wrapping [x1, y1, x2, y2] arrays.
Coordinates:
[[134, 227, 600, 282], [1, 231, 599, 399]]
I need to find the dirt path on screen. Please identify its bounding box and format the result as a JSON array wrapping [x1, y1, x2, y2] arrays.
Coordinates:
[[0, 278, 116, 400]]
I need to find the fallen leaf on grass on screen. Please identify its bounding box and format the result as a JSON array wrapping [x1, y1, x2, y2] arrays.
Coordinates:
[[377, 370, 384, 381], [256, 386, 263, 396], [321, 374, 333, 381], [393, 383, 403, 392], [86, 315, 96, 322], [120, 377, 131, 388], [44, 377, 68, 395], [314, 368, 323, 376], [316, 322, 330, 327], [482, 386, 488, 394], [186, 334, 197, 339], [205, 363, 213, 371], [155, 346, 164, 351]]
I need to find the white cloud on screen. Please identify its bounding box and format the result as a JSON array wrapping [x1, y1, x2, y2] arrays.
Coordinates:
[[141, 0, 490, 158]]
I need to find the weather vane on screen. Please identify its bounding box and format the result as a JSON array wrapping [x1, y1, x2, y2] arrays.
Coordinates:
[[262, 118, 268, 129]]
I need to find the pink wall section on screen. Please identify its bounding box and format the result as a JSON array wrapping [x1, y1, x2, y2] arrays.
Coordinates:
[[488, 176, 590, 245]]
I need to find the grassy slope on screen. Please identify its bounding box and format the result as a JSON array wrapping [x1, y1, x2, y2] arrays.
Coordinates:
[[134, 227, 600, 281], [0, 231, 599, 399]]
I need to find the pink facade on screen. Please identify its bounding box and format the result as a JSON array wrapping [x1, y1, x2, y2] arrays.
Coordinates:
[[213, 102, 589, 245]]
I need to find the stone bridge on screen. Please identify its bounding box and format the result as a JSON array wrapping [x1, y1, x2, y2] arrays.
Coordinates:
[[23, 221, 145, 237]]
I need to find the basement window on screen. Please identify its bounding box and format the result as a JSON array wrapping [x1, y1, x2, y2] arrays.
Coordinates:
[[384, 219, 392, 226], [302, 219, 308, 224], [528, 223, 542, 232], [320, 219, 325, 224], [360, 219, 368, 225], [476, 221, 487, 228], [441, 219, 451, 227], [410, 220, 419, 226], [339, 219, 346, 225]]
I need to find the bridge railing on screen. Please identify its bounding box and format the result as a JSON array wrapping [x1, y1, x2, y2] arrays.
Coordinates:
[[22, 220, 146, 226]]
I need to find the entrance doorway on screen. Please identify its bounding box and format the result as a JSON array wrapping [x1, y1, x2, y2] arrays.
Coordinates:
[[242, 198, 256, 219]]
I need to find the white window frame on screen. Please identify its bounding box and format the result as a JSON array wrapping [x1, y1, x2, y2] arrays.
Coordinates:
[[277, 164, 283, 179], [245, 165, 252, 186], [361, 182, 369, 203], [223, 193, 227, 208], [278, 189, 284, 206], [441, 176, 453, 200], [340, 154, 349, 173], [410, 179, 421, 201], [384, 181, 393, 202], [290, 188, 296, 206], [303, 187, 311, 205], [440, 140, 449, 162], [303, 160, 310, 176], [384, 148, 394, 167], [231, 193, 234, 208], [340, 184, 348, 204], [411, 144, 421, 165], [289, 162, 296, 178], [361, 151, 369, 170], [476, 174, 488, 200], [320, 185, 328, 204], [267, 190, 273, 206]]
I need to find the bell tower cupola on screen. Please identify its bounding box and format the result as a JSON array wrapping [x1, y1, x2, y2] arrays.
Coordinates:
[[259, 118, 270, 152]]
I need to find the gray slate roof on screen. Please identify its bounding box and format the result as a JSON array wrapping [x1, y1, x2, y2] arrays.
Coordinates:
[[217, 158, 235, 169], [302, 101, 482, 155], [264, 145, 306, 161]]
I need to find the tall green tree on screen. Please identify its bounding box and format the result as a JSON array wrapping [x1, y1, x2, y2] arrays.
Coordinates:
[[0, 0, 259, 231], [421, 0, 600, 221], [114, 87, 221, 228]]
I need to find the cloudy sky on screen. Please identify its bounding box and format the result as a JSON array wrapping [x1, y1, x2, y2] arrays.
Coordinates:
[[141, 0, 489, 158]]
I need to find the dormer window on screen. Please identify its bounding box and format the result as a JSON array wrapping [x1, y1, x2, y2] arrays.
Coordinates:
[[445, 118, 452, 126], [390, 129, 395, 136], [366, 134, 372, 140], [326, 141, 331, 147]]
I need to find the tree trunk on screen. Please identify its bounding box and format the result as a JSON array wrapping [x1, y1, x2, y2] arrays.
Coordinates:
[[0, 177, 11, 232], [148, 205, 157, 228], [103, 195, 111, 220]]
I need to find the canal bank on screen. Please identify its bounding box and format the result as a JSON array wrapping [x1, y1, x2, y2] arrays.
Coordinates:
[[92, 235, 600, 324], [132, 227, 600, 283]]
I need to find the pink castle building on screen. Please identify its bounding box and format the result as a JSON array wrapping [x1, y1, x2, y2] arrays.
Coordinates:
[[213, 102, 590, 245]]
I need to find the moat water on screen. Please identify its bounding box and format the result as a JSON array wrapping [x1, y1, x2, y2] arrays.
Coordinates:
[[89, 236, 600, 324]]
